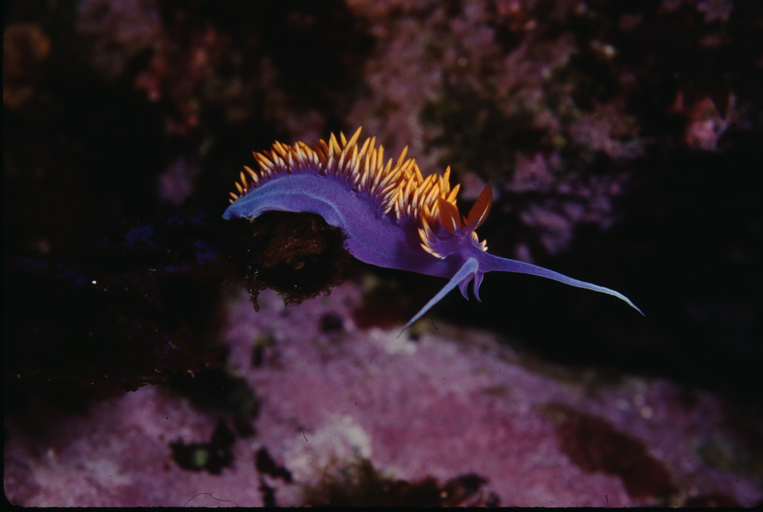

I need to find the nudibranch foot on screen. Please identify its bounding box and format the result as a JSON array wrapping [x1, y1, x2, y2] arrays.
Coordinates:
[[224, 127, 642, 334]]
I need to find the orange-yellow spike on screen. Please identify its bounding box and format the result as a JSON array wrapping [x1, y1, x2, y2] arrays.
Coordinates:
[[229, 129, 483, 254], [373, 159, 393, 193], [413, 162, 424, 184], [347, 126, 362, 150], [395, 145, 408, 169], [357, 137, 371, 166], [326, 133, 337, 156], [446, 183, 460, 204], [318, 140, 329, 158]]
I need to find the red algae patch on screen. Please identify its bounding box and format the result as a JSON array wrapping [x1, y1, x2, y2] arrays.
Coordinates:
[[547, 405, 678, 499]]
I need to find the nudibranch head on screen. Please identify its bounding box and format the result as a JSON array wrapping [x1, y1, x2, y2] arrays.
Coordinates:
[[227, 127, 491, 263]]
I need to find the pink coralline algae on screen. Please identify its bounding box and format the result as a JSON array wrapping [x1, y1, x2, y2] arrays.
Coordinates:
[[340, 0, 751, 262], [77, 0, 235, 135], [343, 0, 646, 261], [568, 100, 643, 161], [5, 282, 761, 506], [504, 151, 628, 255], [133, 25, 232, 135], [157, 157, 200, 206], [76, 0, 162, 81], [345, 0, 639, 161], [682, 95, 736, 151], [696, 0, 734, 22], [70, 0, 750, 260], [663, 0, 734, 23]]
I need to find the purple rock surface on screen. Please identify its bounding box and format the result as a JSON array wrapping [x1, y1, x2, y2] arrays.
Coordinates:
[[6, 282, 761, 506]]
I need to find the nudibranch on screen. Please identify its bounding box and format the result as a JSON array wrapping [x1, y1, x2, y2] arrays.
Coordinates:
[[224, 127, 643, 334]]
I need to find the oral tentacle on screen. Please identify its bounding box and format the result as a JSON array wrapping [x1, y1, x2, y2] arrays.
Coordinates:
[[397, 257, 480, 337], [482, 252, 643, 315]]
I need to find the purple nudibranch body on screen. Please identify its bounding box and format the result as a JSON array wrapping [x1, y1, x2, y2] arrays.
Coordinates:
[[224, 127, 643, 334]]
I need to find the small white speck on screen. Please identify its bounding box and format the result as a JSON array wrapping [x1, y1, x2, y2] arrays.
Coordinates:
[[91, 280, 97, 284], [640, 406, 653, 419]]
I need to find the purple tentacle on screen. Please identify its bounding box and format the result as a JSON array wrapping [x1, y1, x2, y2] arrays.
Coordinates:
[[482, 252, 643, 315], [398, 257, 480, 336]]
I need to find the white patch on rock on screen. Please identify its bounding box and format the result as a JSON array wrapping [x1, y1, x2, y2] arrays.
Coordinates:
[[283, 415, 373, 484]]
